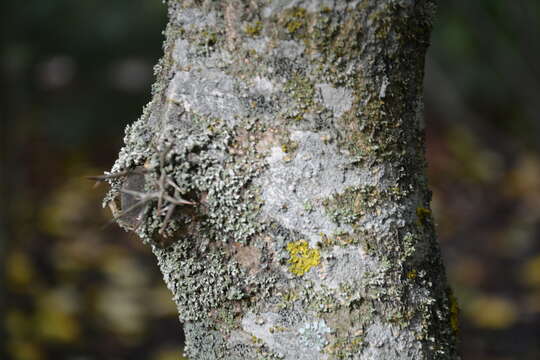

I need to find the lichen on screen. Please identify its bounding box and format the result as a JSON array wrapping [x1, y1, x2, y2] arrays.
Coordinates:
[[154, 241, 249, 322], [283, 7, 307, 34], [284, 74, 314, 107], [245, 21, 262, 37], [104, 0, 459, 358], [286, 240, 320, 276], [198, 29, 217, 47], [325, 334, 365, 359], [282, 74, 317, 122], [280, 139, 298, 154], [323, 187, 363, 227], [298, 319, 331, 351], [105, 118, 265, 246]]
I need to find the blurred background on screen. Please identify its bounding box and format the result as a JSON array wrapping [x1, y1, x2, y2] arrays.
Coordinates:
[[1, 1, 539, 359]]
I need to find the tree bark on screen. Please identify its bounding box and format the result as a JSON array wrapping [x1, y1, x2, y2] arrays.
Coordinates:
[[104, 0, 459, 359]]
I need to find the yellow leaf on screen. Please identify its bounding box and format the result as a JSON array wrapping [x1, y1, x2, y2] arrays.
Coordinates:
[[6, 251, 34, 288], [520, 255, 540, 288], [466, 296, 517, 329]]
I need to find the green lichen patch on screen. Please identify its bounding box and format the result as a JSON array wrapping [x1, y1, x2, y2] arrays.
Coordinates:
[[298, 320, 331, 352], [245, 21, 262, 37], [280, 139, 298, 154], [105, 117, 266, 246], [304, 286, 372, 358], [317, 231, 356, 249], [282, 7, 307, 35], [280, 73, 323, 124], [286, 240, 320, 276], [323, 187, 363, 227], [154, 241, 249, 322], [198, 29, 218, 47], [283, 74, 315, 111], [302, 7, 365, 86], [177, 25, 221, 57], [325, 333, 365, 359]]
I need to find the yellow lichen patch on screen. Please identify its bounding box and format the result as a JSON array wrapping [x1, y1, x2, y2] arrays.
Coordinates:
[[407, 269, 417, 280], [286, 240, 320, 276]]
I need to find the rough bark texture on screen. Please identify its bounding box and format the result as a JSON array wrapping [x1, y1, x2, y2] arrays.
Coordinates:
[[104, 1, 459, 359]]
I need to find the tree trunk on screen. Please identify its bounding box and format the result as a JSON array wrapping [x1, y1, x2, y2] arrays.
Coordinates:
[[104, 0, 459, 359]]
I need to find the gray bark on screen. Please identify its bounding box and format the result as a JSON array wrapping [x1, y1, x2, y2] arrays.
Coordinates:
[[104, 1, 459, 359]]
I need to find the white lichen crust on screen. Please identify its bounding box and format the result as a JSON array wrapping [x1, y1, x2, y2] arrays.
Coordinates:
[[105, 0, 459, 359]]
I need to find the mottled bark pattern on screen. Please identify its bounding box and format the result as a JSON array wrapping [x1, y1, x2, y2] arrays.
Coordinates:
[[106, 0, 459, 359]]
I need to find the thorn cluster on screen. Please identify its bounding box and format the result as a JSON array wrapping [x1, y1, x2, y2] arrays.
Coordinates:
[[89, 142, 195, 235]]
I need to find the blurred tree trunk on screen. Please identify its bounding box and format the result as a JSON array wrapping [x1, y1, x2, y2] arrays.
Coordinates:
[[105, 0, 459, 359]]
